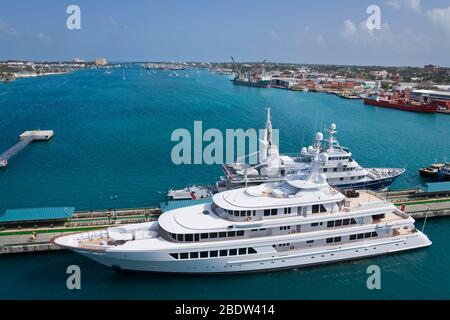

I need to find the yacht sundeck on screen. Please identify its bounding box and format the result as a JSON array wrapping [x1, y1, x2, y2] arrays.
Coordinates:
[[53, 138, 430, 274]]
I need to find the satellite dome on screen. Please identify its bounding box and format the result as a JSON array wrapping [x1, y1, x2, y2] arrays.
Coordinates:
[[319, 153, 328, 162], [301, 147, 307, 154], [316, 132, 324, 141], [307, 146, 314, 153], [330, 123, 337, 130]]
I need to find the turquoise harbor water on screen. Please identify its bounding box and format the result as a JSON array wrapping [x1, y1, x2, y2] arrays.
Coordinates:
[[0, 68, 449, 299]]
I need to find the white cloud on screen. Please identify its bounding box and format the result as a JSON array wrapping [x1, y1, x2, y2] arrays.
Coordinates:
[[297, 27, 326, 47], [342, 20, 357, 38], [339, 19, 432, 55], [270, 29, 279, 40], [426, 7, 450, 33], [36, 32, 52, 43], [384, 0, 421, 13], [100, 17, 129, 30], [341, 19, 395, 45], [0, 20, 18, 36]]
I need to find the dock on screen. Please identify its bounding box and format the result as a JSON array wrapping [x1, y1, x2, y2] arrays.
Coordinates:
[[0, 207, 161, 255], [0, 130, 54, 168], [1, 192, 450, 255]]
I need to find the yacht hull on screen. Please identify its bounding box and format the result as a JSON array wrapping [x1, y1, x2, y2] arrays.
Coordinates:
[[66, 233, 431, 274]]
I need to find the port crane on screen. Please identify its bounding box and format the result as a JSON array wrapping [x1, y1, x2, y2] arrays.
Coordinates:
[[230, 56, 242, 77]]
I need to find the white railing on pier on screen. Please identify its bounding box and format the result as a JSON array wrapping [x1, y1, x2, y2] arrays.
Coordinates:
[[0, 136, 34, 162]]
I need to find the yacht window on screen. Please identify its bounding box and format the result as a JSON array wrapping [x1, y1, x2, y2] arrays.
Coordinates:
[[170, 253, 179, 260], [357, 234, 364, 239], [177, 234, 183, 242], [264, 209, 271, 216], [307, 240, 314, 244], [194, 234, 200, 242], [351, 218, 357, 225], [180, 253, 189, 260], [312, 205, 320, 214], [229, 249, 237, 256], [171, 233, 177, 240], [234, 211, 239, 217], [271, 209, 278, 216], [201, 233, 208, 239], [210, 251, 218, 257], [334, 237, 342, 243], [219, 232, 227, 238], [333, 168, 337, 172], [237, 231, 245, 237], [327, 221, 334, 228], [239, 248, 247, 255], [372, 232, 378, 237], [311, 223, 319, 227], [340, 178, 344, 181], [343, 219, 350, 226], [252, 210, 256, 216], [200, 251, 208, 258], [220, 250, 228, 257], [350, 235, 357, 240], [335, 220, 342, 227], [326, 238, 334, 244], [323, 168, 328, 172], [320, 205, 327, 213], [185, 234, 193, 242], [303, 207, 308, 215], [240, 211, 246, 217], [228, 231, 236, 237], [247, 211, 252, 217], [365, 233, 372, 238], [210, 233, 218, 239], [190, 252, 199, 259], [248, 248, 257, 254]]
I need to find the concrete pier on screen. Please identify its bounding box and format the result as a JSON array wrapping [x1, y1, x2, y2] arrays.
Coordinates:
[[0, 207, 161, 255], [1, 199, 450, 255], [0, 130, 54, 168]]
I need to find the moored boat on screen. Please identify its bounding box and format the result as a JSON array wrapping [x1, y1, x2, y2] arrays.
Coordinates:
[[53, 147, 431, 274], [419, 163, 445, 178], [364, 94, 438, 113]]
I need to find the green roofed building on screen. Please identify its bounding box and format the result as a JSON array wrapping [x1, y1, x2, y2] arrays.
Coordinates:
[[425, 182, 450, 195], [160, 199, 211, 213], [0, 207, 75, 229]]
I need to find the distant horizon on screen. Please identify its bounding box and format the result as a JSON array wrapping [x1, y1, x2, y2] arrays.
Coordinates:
[[1, 0, 450, 67], [1, 58, 444, 69]]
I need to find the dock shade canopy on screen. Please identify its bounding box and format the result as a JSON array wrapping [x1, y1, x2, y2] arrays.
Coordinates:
[[0, 207, 75, 224], [426, 182, 450, 193]]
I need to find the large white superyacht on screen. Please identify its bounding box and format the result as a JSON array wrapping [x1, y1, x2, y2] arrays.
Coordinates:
[[53, 140, 431, 274]]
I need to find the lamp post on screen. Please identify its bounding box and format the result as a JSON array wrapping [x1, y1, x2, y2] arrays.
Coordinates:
[[111, 195, 119, 221]]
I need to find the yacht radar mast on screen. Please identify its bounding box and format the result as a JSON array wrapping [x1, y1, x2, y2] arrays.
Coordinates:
[[326, 123, 339, 151]]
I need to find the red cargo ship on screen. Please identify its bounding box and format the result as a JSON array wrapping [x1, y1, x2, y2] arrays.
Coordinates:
[[364, 93, 438, 113]]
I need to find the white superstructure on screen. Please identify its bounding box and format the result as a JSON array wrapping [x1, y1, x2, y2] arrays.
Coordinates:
[[54, 143, 430, 274], [220, 115, 405, 192], [169, 110, 405, 201]]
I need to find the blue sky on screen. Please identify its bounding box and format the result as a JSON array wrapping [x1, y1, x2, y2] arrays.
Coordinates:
[[1, 0, 450, 66]]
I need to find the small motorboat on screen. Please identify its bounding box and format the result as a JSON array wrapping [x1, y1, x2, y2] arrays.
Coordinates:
[[419, 163, 445, 178]]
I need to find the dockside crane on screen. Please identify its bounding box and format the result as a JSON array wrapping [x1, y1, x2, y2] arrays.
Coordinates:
[[231, 56, 242, 77]]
